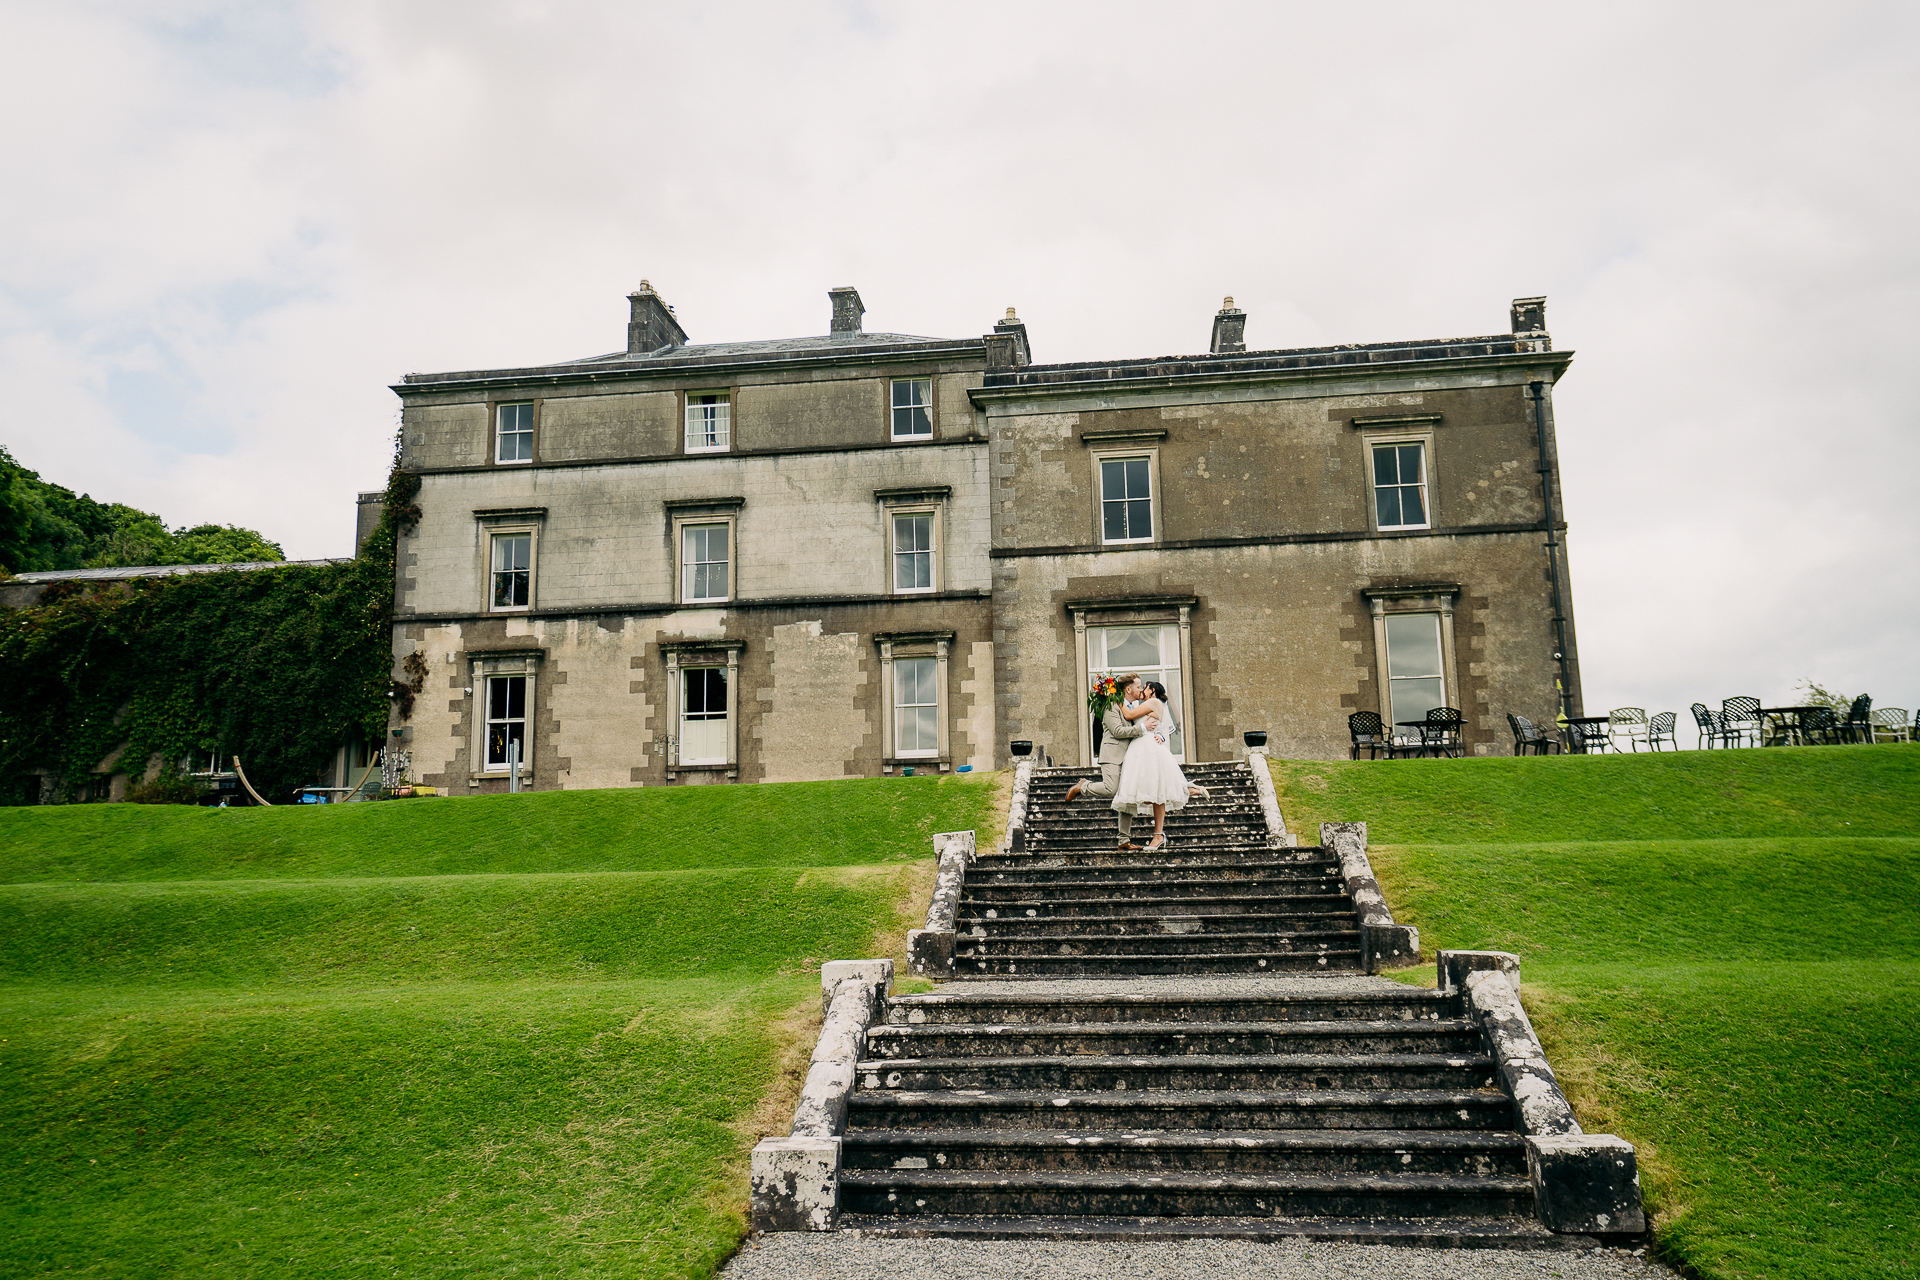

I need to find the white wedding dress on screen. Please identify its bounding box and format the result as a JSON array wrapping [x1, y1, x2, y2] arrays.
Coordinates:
[[1111, 698, 1193, 813]]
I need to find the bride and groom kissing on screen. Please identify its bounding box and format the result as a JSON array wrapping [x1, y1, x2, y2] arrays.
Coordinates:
[[1062, 672, 1209, 851]]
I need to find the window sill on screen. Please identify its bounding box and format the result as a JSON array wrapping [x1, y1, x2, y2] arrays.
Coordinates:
[[1101, 538, 1156, 547], [493, 458, 534, 466], [892, 587, 937, 596], [668, 761, 738, 779], [1375, 525, 1433, 533], [883, 757, 948, 774], [680, 597, 731, 606], [684, 445, 731, 455], [488, 606, 532, 615], [890, 433, 935, 444]]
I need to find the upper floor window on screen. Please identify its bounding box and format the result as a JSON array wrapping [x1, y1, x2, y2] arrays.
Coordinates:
[[682, 523, 730, 602], [490, 532, 531, 611], [1372, 441, 1429, 530], [892, 512, 934, 593], [891, 379, 932, 439], [686, 392, 730, 453], [1100, 456, 1154, 544], [496, 402, 534, 463]]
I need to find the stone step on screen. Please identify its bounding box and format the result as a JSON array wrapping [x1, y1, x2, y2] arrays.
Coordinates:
[[837, 1167, 1536, 1220], [840, 1127, 1527, 1175], [965, 881, 1350, 904], [971, 864, 1341, 886], [974, 849, 1331, 871], [832, 1213, 1578, 1248], [845, 1087, 1516, 1131], [855, 1052, 1499, 1093], [962, 893, 1354, 919], [951, 951, 1364, 976], [952, 924, 1359, 955], [885, 991, 1460, 1026], [954, 912, 1357, 937], [863, 1020, 1487, 1060]]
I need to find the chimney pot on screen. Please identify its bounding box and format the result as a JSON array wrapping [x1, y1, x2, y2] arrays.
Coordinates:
[[627, 280, 687, 354], [1211, 297, 1247, 355], [830, 287, 865, 339], [1005, 307, 1017, 321]]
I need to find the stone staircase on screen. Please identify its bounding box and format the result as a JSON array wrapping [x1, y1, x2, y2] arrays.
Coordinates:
[[834, 979, 1568, 1242], [825, 761, 1593, 1245], [956, 762, 1363, 976]]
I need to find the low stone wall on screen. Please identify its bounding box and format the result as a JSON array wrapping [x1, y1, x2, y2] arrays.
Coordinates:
[[1002, 758, 1035, 852], [1440, 949, 1647, 1236], [907, 829, 975, 978], [1319, 821, 1419, 972], [1244, 747, 1297, 847], [748, 959, 894, 1232]]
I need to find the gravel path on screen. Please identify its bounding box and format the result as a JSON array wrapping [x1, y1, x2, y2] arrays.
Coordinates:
[[721, 1235, 1677, 1279]]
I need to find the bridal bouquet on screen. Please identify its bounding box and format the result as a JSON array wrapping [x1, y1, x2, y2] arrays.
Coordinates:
[[1086, 674, 1124, 718]]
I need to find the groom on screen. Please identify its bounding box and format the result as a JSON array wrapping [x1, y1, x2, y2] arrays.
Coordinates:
[[1063, 674, 1146, 849]]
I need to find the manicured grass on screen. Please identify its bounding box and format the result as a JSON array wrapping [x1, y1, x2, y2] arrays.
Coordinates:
[[1271, 744, 1920, 843], [1271, 746, 1920, 1279], [0, 772, 996, 882], [0, 773, 1002, 1278], [2, 976, 808, 1278]]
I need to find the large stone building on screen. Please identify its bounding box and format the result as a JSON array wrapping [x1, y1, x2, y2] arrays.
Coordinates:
[[387, 283, 1582, 792]]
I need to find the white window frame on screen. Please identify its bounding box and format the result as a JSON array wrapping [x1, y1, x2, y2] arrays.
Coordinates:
[[1382, 611, 1448, 729], [890, 378, 933, 440], [678, 666, 730, 765], [1368, 435, 1434, 532], [890, 509, 937, 594], [678, 519, 733, 604], [684, 391, 731, 454], [495, 401, 535, 465], [893, 656, 940, 758], [487, 529, 535, 613], [877, 635, 951, 770], [483, 674, 530, 772], [663, 644, 743, 777], [1092, 449, 1158, 546]]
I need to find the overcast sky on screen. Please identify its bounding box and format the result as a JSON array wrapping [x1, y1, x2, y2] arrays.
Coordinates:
[[3, 1, 1916, 722]]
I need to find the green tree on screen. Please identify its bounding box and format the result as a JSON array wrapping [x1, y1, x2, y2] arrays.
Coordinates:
[[169, 523, 285, 565]]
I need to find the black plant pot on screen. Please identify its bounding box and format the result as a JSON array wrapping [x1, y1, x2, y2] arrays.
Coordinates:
[[1243, 730, 1269, 748], [1009, 740, 1033, 758]]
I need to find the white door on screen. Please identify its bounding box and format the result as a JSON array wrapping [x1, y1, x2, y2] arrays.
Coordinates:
[[1090, 624, 1185, 760]]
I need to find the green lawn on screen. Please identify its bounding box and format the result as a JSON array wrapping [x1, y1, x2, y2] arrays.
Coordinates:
[[1272, 746, 1920, 1280], [0, 773, 998, 1279]]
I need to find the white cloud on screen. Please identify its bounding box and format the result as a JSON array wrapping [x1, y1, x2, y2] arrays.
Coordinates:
[[1, 0, 1914, 716]]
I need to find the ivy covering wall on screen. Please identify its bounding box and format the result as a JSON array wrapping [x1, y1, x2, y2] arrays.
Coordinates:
[[0, 461, 419, 805]]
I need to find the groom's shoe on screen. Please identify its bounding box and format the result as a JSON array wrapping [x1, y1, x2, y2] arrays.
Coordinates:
[[1063, 780, 1088, 803]]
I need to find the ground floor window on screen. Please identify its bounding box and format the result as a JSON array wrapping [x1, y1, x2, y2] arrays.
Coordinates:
[[1089, 623, 1185, 759], [894, 657, 939, 757], [1384, 612, 1446, 727], [486, 675, 527, 769], [680, 667, 729, 764]]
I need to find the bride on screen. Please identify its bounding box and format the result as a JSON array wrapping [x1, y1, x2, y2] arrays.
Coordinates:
[[1111, 679, 1209, 850]]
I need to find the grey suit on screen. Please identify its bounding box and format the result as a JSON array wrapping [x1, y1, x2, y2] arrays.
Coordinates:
[[1077, 704, 1144, 839]]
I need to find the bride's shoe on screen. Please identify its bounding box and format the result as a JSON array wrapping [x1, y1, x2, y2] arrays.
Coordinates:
[[1189, 784, 1210, 799], [1144, 834, 1168, 851]]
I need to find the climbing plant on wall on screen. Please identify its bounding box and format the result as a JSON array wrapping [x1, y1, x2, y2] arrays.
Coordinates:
[[0, 443, 420, 805]]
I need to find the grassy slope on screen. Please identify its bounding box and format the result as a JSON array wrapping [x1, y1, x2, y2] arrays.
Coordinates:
[[1271, 746, 1920, 1280], [0, 773, 998, 1279]]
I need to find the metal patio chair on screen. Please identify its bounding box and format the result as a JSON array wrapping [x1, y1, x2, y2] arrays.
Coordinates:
[[1721, 697, 1763, 747], [1608, 707, 1650, 752], [1870, 707, 1911, 744], [1799, 706, 1842, 746], [1507, 713, 1560, 756], [1839, 695, 1874, 744], [1646, 711, 1677, 751], [1348, 711, 1395, 760], [1422, 707, 1467, 758], [1689, 703, 1725, 749]]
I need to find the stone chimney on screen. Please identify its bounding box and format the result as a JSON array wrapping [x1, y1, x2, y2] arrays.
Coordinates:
[[830, 287, 865, 341], [1211, 296, 1247, 355], [1510, 297, 1548, 343], [627, 280, 688, 354], [985, 307, 1032, 371], [993, 306, 1031, 365]]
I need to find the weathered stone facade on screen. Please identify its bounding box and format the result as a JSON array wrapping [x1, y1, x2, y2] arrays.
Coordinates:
[[390, 284, 1582, 791]]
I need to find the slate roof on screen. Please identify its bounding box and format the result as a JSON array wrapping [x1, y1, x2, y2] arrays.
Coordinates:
[[400, 331, 983, 388], [982, 333, 1558, 391]]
